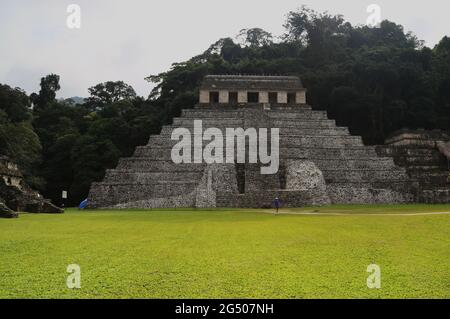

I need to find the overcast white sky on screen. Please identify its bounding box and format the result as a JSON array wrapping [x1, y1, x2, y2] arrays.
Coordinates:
[[0, 0, 448, 98]]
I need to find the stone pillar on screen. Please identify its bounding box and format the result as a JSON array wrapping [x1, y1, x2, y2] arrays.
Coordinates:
[[259, 91, 269, 103], [277, 91, 287, 104], [219, 90, 229, 104], [199, 90, 209, 104], [296, 90, 306, 104], [238, 90, 247, 103]]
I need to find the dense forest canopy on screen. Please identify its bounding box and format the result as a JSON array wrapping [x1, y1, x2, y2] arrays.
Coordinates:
[[1, 7, 449, 205]]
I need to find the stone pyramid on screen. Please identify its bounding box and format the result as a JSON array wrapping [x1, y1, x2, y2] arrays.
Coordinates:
[[88, 75, 415, 208]]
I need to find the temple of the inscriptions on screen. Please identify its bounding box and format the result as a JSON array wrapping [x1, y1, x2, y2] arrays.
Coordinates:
[[199, 75, 306, 105], [87, 75, 449, 208]]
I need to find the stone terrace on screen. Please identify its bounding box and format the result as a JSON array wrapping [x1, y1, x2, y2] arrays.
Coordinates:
[[88, 104, 416, 208]]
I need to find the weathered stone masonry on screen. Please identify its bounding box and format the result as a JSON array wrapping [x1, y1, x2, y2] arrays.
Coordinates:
[[88, 75, 420, 208], [0, 156, 63, 216], [376, 129, 450, 203]]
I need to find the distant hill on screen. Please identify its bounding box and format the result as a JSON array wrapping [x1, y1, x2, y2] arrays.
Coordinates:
[[59, 96, 86, 105]]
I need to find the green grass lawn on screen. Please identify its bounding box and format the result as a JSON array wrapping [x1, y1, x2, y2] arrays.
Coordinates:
[[0, 205, 449, 299]]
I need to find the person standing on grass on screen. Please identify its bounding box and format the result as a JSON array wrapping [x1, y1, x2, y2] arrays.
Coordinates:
[[274, 197, 281, 214]]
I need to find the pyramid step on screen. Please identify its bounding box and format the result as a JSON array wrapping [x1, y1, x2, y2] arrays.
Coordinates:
[[116, 159, 205, 171], [281, 136, 364, 148], [327, 180, 412, 190], [266, 111, 328, 120], [103, 170, 202, 184], [181, 110, 243, 118], [91, 181, 198, 203], [281, 146, 378, 159], [323, 168, 408, 182], [406, 165, 448, 173], [272, 119, 337, 128], [117, 157, 206, 171], [147, 135, 364, 148], [216, 190, 322, 208], [377, 147, 440, 157], [313, 158, 396, 170], [132, 145, 380, 160], [171, 117, 338, 129], [280, 127, 350, 136], [326, 184, 411, 204], [418, 181, 449, 188], [172, 118, 244, 126], [397, 155, 446, 166], [160, 125, 350, 136]]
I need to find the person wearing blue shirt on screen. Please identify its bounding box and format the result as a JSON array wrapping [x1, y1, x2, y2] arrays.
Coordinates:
[[273, 197, 281, 214]]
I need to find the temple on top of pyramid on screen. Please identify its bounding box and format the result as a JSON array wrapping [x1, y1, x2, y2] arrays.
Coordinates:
[[88, 74, 447, 209], [199, 75, 307, 105]]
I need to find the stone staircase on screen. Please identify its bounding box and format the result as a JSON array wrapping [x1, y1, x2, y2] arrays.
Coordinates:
[[88, 104, 416, 208], [376, 145, 450, 203]]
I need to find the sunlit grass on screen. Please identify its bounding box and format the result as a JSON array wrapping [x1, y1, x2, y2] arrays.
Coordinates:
[[0, 205, 449, 298]]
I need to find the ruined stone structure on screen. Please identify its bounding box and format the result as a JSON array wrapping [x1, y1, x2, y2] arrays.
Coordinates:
[[0, 201, 17, 218], [376, 129, 450, 203], [0, 156, 63, 216], [88, 75, 426, 208], [0, 156, 23, 190]]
